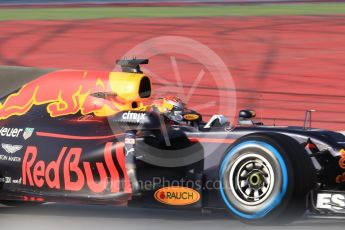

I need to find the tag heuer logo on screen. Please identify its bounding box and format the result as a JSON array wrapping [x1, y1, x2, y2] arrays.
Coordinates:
[[1, 143, 23, 154], [23, 128, 34, 140]]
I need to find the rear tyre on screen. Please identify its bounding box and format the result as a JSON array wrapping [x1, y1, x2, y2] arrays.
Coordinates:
[[219, 132, 315, 224]]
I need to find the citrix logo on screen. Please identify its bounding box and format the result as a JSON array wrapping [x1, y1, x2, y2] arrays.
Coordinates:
[[122, 111, 146, 122]]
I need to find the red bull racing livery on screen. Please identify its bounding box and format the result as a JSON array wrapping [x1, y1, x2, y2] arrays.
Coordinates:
[[1, 59, 345, 225]]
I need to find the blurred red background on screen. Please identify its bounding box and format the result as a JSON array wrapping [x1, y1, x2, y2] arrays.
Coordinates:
[[1, 16, 344, 130]]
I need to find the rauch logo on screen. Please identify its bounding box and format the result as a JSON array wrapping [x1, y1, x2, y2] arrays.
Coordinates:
[[154, 186, 200, 206]]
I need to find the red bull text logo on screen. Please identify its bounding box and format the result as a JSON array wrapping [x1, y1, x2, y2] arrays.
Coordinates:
[[22, 142, 131, 193]]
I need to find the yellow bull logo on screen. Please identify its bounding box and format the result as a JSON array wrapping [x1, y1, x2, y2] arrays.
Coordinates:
[[0, 70, 150, 119]]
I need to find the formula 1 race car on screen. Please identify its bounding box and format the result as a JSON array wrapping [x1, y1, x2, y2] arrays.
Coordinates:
[[0, 59, 345, 225]]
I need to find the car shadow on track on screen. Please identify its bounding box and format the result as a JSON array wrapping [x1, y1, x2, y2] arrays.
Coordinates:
[[1, 203, 345, 227], [0, 203, 228, 221]]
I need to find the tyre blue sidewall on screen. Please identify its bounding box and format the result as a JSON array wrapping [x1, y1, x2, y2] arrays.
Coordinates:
[[219, 140, 289, 220]]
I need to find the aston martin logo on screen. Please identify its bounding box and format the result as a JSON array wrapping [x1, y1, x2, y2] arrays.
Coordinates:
[[1, 143, 23, 154]]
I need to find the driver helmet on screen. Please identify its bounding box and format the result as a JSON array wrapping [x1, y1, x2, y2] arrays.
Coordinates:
[[151, 96, 185, 115]]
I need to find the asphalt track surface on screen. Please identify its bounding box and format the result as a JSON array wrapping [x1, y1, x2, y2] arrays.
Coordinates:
[[0, 203, 344, 230]]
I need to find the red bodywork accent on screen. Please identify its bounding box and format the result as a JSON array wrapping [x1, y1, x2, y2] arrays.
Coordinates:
[[36, 131, 123, 140], [188, 137, 235, 144]]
